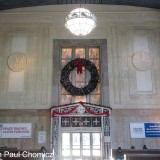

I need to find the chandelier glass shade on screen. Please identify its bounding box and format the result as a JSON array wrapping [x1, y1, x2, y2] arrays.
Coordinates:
[[65, 8, 96, 36]]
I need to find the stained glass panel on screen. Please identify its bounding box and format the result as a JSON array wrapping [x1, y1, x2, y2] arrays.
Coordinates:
[[90, 59, 99, 70], [89, 95, 100, 104], [89, 48, 99, 58], [61, 46, 100, 105], [61, 87, 69, 94], [62, 48, 72, 59], [60, 95, 72, 104], [61, 59, 71, 68], [74, 96, 86, 102], [75, 48, 85, 58], [91, 83, 100, 94]]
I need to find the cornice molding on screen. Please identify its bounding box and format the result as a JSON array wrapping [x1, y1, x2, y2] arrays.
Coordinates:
[[0, 10, 159, 15]]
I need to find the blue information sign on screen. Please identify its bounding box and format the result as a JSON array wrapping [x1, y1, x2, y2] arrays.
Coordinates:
[[145, 123, 160, 138]]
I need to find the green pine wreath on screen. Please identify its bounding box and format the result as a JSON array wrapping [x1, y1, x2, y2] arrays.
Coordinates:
[[60, 58, 99, 96]]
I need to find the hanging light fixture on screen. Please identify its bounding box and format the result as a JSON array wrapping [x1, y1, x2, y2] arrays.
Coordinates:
[[65, 8, 96, 36]]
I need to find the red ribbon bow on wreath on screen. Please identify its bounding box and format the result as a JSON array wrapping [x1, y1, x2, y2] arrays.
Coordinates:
[[74, 59, 84, 74]]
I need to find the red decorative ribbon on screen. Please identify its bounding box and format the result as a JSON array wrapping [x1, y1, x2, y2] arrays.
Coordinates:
[[52, 105, 78, 117], [79, 101, 110, 116], [74, 59, 84, 74], [52, 102, 110, 117]]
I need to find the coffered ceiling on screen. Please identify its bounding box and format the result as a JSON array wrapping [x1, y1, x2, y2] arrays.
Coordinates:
[[0, 0, 160, 11]]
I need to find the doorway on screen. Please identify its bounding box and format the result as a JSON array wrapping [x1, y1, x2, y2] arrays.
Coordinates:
[[61, 132, 101, 160], [51, 102, 111, 159]]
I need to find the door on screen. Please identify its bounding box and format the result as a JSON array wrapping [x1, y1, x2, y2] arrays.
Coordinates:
[[61, 132, 101, 160]]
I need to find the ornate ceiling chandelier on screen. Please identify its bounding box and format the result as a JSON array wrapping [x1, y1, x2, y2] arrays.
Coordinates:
[[65, 8, 96, 36]]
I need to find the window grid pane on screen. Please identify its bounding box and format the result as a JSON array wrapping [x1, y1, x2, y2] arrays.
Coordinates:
[[62, 150, 70, 156], [75, 48, 85, 58], [62, 48, 72, 59], [60, 95, 72, 105], [72, 150, 80, 156], [61, 59, 71, 68], [74, 96, 87, 103], [72, 133, 80, 146], [89, 95, 100, 104], [62, 133, 70, 146], [89, 48, 99, 59]]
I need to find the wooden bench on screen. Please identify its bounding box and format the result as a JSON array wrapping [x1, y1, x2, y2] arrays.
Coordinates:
[[124, 153, 160, 160], [111, 149, 160, 160]]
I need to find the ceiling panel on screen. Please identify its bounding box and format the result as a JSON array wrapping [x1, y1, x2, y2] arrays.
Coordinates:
[[0, 0, 160, 11]]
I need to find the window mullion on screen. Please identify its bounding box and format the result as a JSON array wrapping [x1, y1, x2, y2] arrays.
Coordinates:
[[70, 132, 72, 159], [80, 132, 82, 158], [85, 46, 90, 102]]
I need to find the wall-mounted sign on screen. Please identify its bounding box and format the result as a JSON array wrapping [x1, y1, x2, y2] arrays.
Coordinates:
[[38, 131, 46, 144], [144, 123, 160, 138], [130, 123, 160, 138], [0, 123, 32, 138]]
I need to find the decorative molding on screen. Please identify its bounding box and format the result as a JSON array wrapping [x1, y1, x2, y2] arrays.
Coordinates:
[[0, 5, 159, 25], [51, 102, 111, 158], [7, 52, 28, 72], [76, 105, 86, 114], [0, 11, 159, 15], [61, 116, 101, 127], [132, 51, 153, 71], [108, 27, 160, 108], [0, 109, 50, 116], [0, 26, 52, 109]]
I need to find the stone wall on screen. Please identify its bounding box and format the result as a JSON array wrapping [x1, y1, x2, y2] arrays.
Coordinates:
[[0, 110, 51, 149], [0, 4, 159, 149], [111, 109, 160, 149]]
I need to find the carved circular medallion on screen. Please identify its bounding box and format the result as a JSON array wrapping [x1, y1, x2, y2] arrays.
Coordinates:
[[8, 52, 28, 72], [132, 51, 153, 71]]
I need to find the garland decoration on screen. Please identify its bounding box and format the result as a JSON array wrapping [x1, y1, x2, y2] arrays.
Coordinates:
[[52, 102, 110, 118], [60, 58, 99, 96]]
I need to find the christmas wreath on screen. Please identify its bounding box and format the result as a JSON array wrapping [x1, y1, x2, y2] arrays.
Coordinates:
[[60, 58, 99, 96]]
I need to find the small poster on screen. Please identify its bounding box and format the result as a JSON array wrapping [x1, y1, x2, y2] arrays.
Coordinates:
[[130, 122, 160, 138], [38, 131, 46, 144], [130, 123, 145, 138], [0, 123, 32, 138]]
